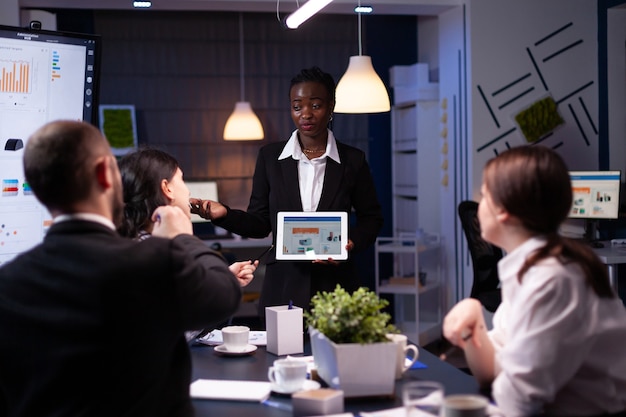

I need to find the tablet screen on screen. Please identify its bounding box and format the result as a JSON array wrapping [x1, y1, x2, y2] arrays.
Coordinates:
[[276, 212, 348, 260]]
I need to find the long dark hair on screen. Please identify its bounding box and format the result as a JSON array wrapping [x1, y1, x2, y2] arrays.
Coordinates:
[[483, 145, 614, 298], [117, 147, 179, 238]]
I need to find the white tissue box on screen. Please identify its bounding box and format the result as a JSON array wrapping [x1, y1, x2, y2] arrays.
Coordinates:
[[265, 305, 303, 356], [292, 388, 344, 416]]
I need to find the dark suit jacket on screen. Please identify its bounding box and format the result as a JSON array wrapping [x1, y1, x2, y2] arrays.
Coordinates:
[[0, 220, 241, 417], [215, 139, 383, 312]]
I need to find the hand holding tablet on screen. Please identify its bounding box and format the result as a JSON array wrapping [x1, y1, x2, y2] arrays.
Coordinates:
[[275, 212, 348, 261]]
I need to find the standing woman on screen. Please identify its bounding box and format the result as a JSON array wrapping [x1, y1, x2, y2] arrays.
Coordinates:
[[192, 66, 384, 314], [443, 146, 626, 416]]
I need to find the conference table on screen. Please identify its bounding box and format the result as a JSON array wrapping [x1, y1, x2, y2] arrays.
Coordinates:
[[190, 337, 480, 416]]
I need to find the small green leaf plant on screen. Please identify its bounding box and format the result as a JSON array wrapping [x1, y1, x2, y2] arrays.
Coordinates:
[[514, 96, 564, 143], [304, 285, 399, 344]]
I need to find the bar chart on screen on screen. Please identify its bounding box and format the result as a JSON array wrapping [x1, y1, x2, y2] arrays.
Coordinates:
[[0, 59, 31, 94]]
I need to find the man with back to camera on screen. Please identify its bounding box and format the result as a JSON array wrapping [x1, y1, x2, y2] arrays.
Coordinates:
[[0, 120, 242, 416]]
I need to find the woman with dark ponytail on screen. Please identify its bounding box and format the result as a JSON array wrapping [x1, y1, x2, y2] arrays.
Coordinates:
[[444, 145, 626, 416]]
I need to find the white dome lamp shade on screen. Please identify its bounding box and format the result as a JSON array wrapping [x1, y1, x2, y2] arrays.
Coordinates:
[[223, 101, 264, 140], [223, 13, 264, 141], [334, 2, 390, 114], [334, 55, 390, 113]]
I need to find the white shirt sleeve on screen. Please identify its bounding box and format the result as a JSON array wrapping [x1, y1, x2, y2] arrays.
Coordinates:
[[492, 260, 591, 416]]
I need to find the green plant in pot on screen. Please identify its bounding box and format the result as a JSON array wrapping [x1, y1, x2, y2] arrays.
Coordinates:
[[306, 285, 400, 397]]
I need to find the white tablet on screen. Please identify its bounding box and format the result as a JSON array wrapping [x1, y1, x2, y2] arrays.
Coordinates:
[[276, 211, 348, 260]]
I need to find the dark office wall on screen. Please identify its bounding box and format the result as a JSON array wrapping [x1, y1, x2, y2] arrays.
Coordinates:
[[54, 9, 417, 290], [53, 10, 418, 212]]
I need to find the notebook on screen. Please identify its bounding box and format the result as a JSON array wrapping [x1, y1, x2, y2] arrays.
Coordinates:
[[190, 379, 271, 402]]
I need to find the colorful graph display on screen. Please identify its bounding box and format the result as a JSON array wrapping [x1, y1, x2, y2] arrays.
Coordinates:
[[51, 51, 60, 81], [0, 59, 30, 93]]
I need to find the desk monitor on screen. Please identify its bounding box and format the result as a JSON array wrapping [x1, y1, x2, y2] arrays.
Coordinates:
[[186, 180, 230, 239], [569, 170, 621, 241]]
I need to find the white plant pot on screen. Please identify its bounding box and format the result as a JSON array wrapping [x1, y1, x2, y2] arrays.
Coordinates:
[[309, 327, 397, 398]]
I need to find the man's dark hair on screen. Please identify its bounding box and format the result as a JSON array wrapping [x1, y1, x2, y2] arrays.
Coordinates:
[[24, 121, 105, 212]]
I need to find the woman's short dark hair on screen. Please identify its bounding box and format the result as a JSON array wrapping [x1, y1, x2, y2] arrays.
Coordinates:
[[117, 147, 179, 238], [289, 66, 336, 104]]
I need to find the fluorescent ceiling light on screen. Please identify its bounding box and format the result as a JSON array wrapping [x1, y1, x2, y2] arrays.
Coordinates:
[[285, 0, 334, 29], [132, 1, 152, 8]]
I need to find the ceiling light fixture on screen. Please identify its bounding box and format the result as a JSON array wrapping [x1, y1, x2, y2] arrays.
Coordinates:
[[285, 0, 334, 29], [354, 5, 372, 13], [334, 0, 390, 114], [132, 1, 152, 8], [224, 13, 264, 141]]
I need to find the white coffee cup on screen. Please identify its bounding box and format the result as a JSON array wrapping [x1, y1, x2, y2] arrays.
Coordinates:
[[386, 333, 419, 379], [443, 394, 488, 417], [221, 325, 249, 352], [267, 359, 307, 392]]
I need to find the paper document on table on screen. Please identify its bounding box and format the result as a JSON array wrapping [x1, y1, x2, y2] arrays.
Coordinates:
[[361, 407, 408, 417], [196, 329, 267, 346], [190, 379, 271, 402], [360, 404, 504, 417]]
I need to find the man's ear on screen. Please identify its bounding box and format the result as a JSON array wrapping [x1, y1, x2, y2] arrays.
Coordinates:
[[95, 157, 112, 190]]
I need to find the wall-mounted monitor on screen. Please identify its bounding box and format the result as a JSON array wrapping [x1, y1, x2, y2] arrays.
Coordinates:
[[0, 24, 100, 266]]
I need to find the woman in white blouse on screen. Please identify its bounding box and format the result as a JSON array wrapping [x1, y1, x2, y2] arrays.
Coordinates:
[[443, 145, 626, 417]]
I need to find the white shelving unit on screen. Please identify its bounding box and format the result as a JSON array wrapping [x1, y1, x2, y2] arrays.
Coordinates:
[[375, 236, 442, 346], [389, 65, 440, 236], [376, 63, 443, 346]]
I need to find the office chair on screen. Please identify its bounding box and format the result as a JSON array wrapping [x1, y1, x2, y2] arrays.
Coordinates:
[[457, 200, 503, 312]]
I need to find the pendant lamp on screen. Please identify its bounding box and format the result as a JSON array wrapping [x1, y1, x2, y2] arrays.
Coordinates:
[[224, 13, 264, 141], [334, 2, 390, 114]]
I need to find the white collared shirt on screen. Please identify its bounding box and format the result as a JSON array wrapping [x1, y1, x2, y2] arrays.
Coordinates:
[[489, 237, 626, 416], [53, 213, 116, 231], [278, 129, 341, 212]]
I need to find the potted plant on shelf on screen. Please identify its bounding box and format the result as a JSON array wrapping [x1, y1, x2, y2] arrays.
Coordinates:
[[305, 285, 399, 398]]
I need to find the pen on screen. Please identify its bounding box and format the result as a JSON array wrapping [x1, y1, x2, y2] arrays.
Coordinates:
[[254, 244, 274, 262]]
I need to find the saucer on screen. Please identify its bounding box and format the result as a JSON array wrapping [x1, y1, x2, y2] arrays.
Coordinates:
[[214, 344, 257, 356], [270, 379, 321, 395]]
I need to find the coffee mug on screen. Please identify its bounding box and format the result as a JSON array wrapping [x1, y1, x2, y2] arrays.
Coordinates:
[[443, 394, 488, 417], [221, 325, 249, 352], [267, 359, 307, 392], [386, 333, 419, 379]]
